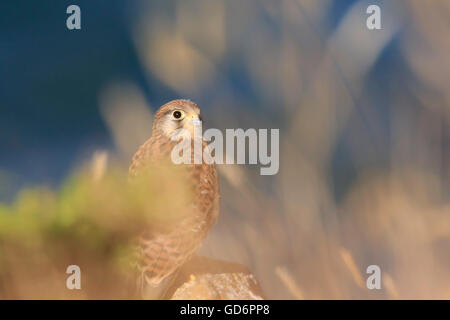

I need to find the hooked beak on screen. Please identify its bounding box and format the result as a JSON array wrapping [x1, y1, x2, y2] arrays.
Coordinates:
[[190, 114, 202, 126]]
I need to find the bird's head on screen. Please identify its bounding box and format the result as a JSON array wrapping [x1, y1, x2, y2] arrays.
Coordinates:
[[152, 99, 202, 139]]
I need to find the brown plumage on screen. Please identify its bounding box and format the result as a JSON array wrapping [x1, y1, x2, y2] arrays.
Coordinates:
[[129, 99, 220, 295]]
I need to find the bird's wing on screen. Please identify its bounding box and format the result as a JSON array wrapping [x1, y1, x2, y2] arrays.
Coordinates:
[[129, 137, 220, 289]]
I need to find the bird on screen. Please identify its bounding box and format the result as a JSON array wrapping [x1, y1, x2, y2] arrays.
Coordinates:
[[128, 99, 220, 298]]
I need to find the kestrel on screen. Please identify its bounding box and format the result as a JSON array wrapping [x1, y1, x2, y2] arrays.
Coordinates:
[[129, 99, 220, 297]]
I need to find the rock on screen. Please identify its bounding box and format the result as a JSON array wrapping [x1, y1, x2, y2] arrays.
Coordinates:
[[164, 256, 264, 300]]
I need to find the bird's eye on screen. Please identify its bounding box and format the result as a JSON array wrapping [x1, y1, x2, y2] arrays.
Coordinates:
[[172, 110, 185, 120]]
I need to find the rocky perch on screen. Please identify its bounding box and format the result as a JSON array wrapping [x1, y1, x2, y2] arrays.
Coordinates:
[[164, 256, 265, 300]]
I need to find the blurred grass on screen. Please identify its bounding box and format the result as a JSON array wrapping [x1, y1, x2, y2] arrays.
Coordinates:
[[130, 0, 449, 299], [0, 161, 193, 299]]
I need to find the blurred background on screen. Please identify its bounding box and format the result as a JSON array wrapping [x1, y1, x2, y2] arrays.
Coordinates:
[[0, 0, 449, 299]]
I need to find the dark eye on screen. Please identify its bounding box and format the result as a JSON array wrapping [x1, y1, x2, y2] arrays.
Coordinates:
[[172, 110, 185, 120]]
